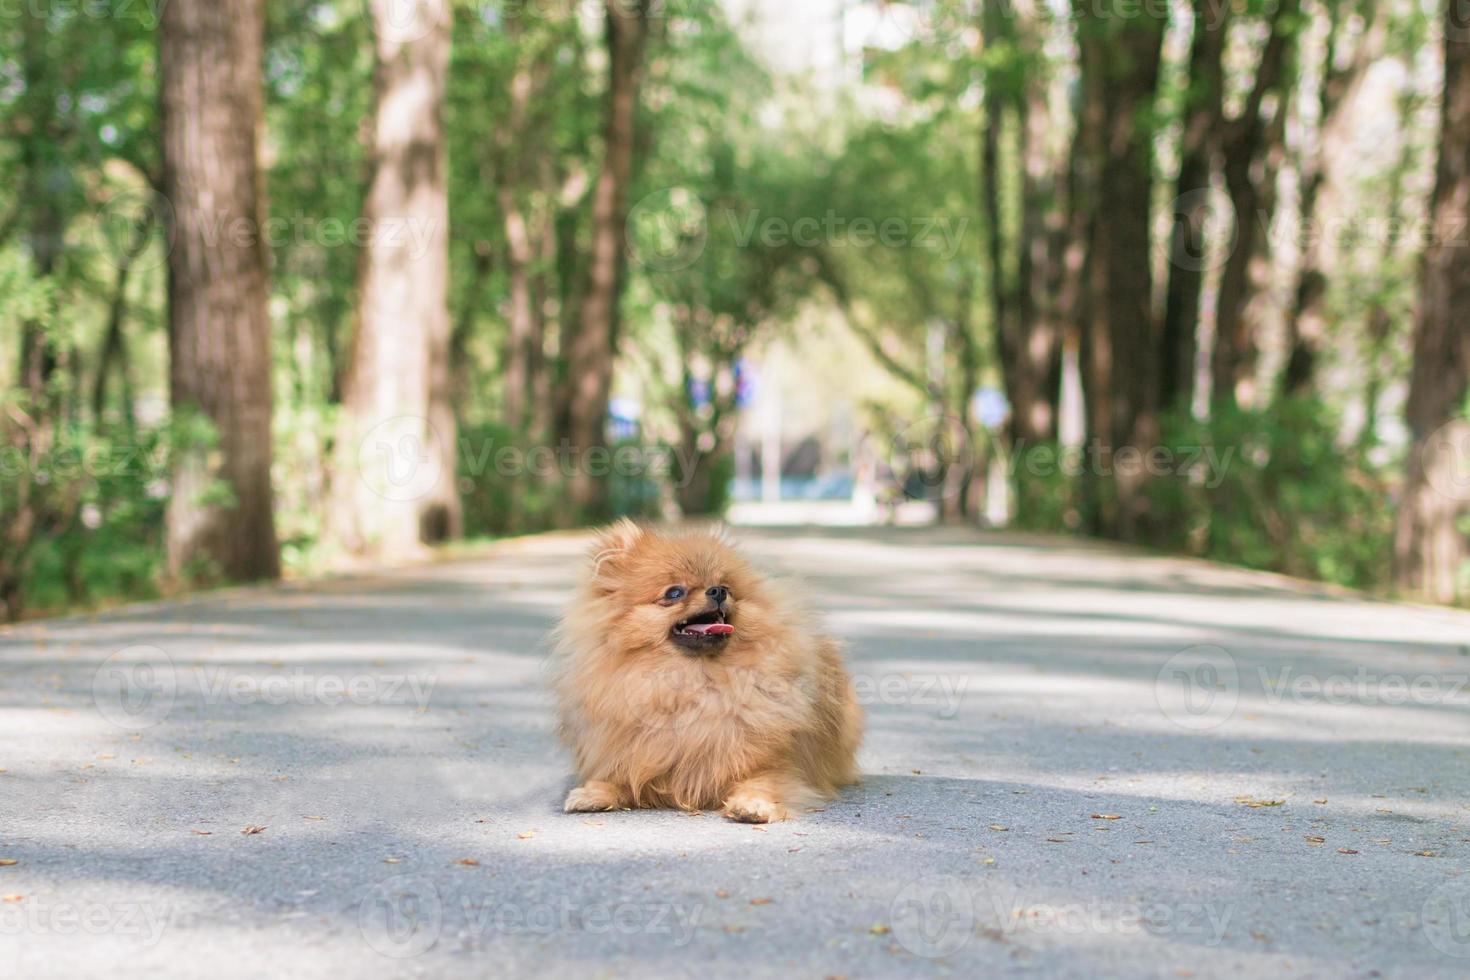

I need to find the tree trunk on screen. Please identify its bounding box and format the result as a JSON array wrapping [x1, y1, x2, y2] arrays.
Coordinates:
[[1013, 54, 1063, 447], [490, 33, 546, 436], [1073, 1, 1166, 540], [1394, 6, 1470, 604], [160, 0, 279, 582], [500, 186, 535, 434], [332, 0, 455, 558], [986, 1, 1061, 451], [92, 204, 153, 430], [1281, 0, 1381, 399], [565, 0, 649, 519], [1160, 0, 1227, 414], [527, 180, 558, 444], [1211, 0, 1300, 410]]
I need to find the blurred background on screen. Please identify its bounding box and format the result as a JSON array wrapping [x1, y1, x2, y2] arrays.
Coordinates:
[[2, 0, 1468, 620]]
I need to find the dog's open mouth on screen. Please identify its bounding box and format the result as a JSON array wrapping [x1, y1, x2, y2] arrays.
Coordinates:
[[670, 608, 734, 650]]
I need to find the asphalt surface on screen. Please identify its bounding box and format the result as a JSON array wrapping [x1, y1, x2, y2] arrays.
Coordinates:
[[3, 524, 1470, 979]]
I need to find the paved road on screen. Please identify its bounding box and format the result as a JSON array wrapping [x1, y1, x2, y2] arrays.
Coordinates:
[[3, 525, 1470, 979]]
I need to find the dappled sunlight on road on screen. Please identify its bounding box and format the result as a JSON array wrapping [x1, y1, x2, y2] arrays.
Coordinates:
[[3, 525, 1470, 976]]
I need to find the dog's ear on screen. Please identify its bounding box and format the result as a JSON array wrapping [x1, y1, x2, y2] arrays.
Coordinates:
[[587, 518, 645, 588]]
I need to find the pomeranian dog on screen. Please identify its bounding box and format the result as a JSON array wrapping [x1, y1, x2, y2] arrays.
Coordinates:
[[551, 520, 863, 822]]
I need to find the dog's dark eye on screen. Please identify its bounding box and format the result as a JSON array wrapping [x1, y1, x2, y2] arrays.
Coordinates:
[[662, 586, 686, 601]]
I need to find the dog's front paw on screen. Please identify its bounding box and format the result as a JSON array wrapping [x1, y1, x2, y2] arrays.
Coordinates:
[[564, 782, 622, 813], [722, 791, 789, 824]]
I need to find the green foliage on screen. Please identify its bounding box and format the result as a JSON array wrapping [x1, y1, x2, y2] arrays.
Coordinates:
[[48, 426, 167, 608], [457, 424, 663, 538], [1146, 400, 1395, 590], [1007, 441, 1083, 534], [458, 422, 561, 538], [1, 413, 170, 617]]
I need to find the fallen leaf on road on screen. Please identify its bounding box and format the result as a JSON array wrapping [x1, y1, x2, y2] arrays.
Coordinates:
[[1091, 814, 1121, 820], [989, 824, 1008, 831], [750, 897, 773, 906], [455, 858, 480, 866], [1, 894, 21, 903], [0, 859, 19, 866], [1304, 836, 1325, 844], [1132, 840, 1154, 845], [869, 924, 891, 935], [1337, 848, 1359, 855], [242, 826, 266, 835], [303, 815, 324, 821], [1234, 796, 1284, 808], [516, 831, 535, 840], [383, 858, 402, 864], [981, 857, 996, 865], [1415, 851, 1437, 857], [1313, 799, 1327, 804], [1045, 838, 1070, 843], [191, 829, 212, 836]]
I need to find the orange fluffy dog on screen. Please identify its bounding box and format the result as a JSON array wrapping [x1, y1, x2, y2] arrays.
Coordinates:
[[551, 520, 863, 822]]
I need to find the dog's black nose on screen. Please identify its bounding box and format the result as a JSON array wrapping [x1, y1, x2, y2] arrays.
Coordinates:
[[705, 586, 729, 603]]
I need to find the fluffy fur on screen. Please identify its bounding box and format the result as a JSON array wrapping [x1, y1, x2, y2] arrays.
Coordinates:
[[551, 520, 863, 822]]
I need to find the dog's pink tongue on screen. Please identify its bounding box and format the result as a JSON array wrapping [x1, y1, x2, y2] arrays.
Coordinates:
[[685, 622, 734, 635]]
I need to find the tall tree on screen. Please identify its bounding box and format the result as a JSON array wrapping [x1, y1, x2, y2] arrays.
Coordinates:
[[1072, 0, 1166, 539], [985, 0, 1063, 451], [564, 0, 651, 518], [159, 0, 279, 582], [1160, 0, 1227, 414], [1394, 2, 1470, 604], [332, 0, 456, 557], [1211, 0, 1301, 409], [1280, 0, 1382, 398]]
